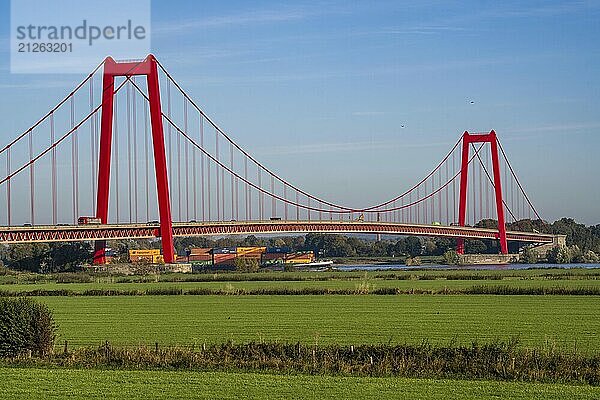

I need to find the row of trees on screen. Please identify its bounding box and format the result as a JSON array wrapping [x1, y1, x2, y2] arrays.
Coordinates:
[[0, 242, 92, 273]]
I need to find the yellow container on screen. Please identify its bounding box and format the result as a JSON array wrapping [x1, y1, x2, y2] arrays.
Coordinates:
[[129, 249, 160, 256], [237, 247, 267, 256], [285, 256, 314, 264]]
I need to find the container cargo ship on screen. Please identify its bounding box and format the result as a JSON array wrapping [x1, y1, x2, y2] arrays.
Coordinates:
[[131, 245, 326, 270]]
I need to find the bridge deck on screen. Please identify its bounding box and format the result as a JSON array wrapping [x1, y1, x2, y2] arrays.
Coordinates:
[[0, 221, 556, 244]]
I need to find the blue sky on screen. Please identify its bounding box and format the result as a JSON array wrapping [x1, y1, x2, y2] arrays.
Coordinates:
[[0, 0, 599, 224]]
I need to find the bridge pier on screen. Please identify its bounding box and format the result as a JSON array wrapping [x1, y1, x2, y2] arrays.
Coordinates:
[[457, 253, 519, 265]]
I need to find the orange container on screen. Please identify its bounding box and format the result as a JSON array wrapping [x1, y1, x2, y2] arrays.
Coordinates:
[[213, 253, 237, 266], [189, 247, 212, 255]]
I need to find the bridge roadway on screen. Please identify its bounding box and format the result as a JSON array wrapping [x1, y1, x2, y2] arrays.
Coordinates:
[[0, 220, 556, 245]]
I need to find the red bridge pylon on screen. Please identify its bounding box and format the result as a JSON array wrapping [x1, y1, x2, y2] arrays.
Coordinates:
[[94, 55, 174, 264], [456, 130, 507, 254]]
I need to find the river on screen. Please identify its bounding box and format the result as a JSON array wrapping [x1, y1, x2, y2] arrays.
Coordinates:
[[333, 263, 600, 271]]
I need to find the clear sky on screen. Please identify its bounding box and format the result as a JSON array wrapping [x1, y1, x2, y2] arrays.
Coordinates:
[[0, 1, 598, 225]]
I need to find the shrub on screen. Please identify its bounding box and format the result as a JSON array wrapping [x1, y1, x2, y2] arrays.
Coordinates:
[[55, 273, 93, 284], [405, 257, 421, 266], [442, 250, 460, 265], [547, 245, 583, 264], [0, 264, 12, 276], [234, 258, 259, 273], [520, 247, 538, 264], [583, 250, 599, 264], [31, 341, 600, 385], [0, 297, 56, 357]]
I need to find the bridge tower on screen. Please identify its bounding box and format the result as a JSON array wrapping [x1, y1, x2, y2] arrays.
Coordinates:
[[456, 130, 508, 255], [93, 55, 174, 264]]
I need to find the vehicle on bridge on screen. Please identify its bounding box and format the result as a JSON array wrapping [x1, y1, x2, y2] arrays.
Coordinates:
[[78, 216, 102, 225]]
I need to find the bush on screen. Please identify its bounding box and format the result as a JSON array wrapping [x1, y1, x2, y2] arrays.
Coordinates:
[[547, 245, 582, 264], [442, 250, 460, 265], [405, 257, 421, 266], [583, 250, 599, 264], [234, 258, 259, 273], [22, 340, 600, 385], [520, 247, 538, 264], [0, 297, 56, 357], [55, 273, 93, 284]]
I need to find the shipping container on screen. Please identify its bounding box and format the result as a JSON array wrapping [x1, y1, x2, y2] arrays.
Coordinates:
[[188, 247, 212, 255], [261, 252, 286, 260], [284, 257, 313, 264], [214, 260, 237, 266], [194, 264, 236, 272], [175, 255, 188, 263], [284, 256, 312, 261], [213, 254, 237, 261], [212, 247, 237, 254], [237, 246, 267, 253], [285, 252, 314, 259], [266, 247, 291, 254], [285, 251, 315, 263], [285, 253, 313, 258], [261, 252, 285, 265], [153, 254, 165, 264], [189, 254, 212, 262], [261, 257, 284, 265], [213, 253, 237, 266], [237, 246, 266, 258], [129, 249, 161, 256], [190, 260, 213, 266]]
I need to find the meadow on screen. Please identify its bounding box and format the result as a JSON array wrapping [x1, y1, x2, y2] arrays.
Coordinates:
[[3, 267, 600, 399], [2, 267, 600, 294], [1, 367, 598, 400], [3, 276, 600, 293], [37, 294, 600, 352]]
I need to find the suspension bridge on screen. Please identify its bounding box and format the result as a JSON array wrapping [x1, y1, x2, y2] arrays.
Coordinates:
[[0, 55, 558, 264]]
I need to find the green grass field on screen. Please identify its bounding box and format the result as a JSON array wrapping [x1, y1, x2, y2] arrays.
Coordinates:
[[38, 295, 600, 352], [7, 278, 600, 293], [4, 269, 600, 398], [3, 269, 600, 293], [2, 267, 600, 285], [1, 367, 598, 400]]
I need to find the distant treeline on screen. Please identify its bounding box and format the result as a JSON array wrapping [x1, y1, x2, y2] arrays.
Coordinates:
[[0, 217, 598, 272]]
